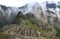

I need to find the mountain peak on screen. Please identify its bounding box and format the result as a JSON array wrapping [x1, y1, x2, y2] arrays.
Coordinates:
[[0, 5, 8, 10]]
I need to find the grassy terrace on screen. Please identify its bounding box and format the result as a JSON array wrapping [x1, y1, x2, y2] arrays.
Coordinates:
[[0, 32, 9, 39], [22, 19, 45, 32]]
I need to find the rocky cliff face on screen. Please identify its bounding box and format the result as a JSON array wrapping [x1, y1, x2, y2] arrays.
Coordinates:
[[0, 2, 60, 29], [0, 5, 19, 26]]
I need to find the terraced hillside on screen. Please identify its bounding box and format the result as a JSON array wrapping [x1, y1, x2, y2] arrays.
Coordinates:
[[0, 11, 57, 39]]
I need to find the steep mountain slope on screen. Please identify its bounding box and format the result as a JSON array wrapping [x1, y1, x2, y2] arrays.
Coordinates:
[[0, 11, 57, 39], [0, 1, 60, 29]]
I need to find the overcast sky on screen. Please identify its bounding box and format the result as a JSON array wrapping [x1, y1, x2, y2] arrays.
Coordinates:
[[0, 0, 60, 7]]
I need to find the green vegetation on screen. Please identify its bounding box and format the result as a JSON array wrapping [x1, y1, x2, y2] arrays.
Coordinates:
[[24, 19, 45, 32], [55, 28, 60, 39], [0, 32, 9, 39]]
